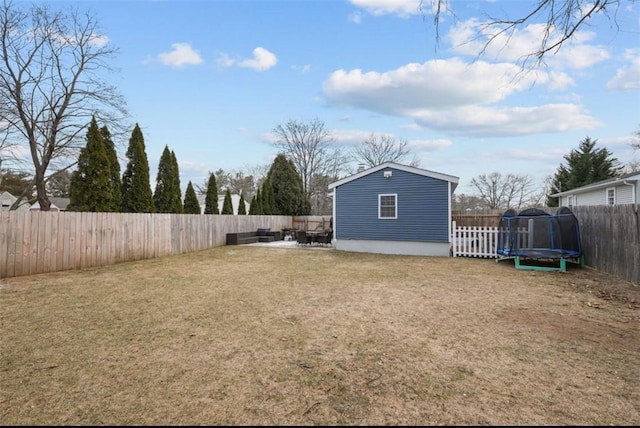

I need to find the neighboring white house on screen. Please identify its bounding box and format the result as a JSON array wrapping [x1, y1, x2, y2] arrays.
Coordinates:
[[0, 191, 31, 211], [28, 197, 70, 212], [196, 193, 250, 215], [550, 171, 640, 207]]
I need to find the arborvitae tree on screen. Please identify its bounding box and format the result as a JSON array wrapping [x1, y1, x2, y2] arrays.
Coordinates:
[[183, 181, 201, 214], [261, 181, 274, 215], [248, 194, 258, 215], [237, 192, 247, 215], [154, 145, 183, 213], [101, 125, 121, 212], [204, 172, 219, 214], [68, 117, 112, 212], [267, 153, 311, 215], [253, 188, 263, 215], [221, 188, 234, 214], [121, 124, 154, 213], [547, 137, 621, 206]]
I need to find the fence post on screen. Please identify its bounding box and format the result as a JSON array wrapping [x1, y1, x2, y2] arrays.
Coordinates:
[[451, 220, 457, 257]]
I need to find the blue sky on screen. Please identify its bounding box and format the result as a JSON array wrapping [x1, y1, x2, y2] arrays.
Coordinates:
[[39, 0, 640, 194]]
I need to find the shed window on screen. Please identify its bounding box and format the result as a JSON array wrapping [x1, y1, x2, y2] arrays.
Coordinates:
[[567, 195, 574, 207], [606, 188, 615, 205], [379, 194, 397, 219]]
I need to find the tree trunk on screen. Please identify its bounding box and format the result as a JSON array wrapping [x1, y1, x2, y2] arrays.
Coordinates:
[[35, 171, 51, 211]]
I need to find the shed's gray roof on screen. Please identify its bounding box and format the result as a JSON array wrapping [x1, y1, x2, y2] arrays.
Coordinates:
[[328, 162, 459, 192]]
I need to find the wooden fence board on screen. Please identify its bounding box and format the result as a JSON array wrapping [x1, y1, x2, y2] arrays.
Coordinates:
[[0, 212, 10, 278], [40, 212, 52, 273], [572, 205, 639, 285]]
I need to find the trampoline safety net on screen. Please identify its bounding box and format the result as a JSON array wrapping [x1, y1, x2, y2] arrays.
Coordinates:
[[496, 207, 583, 260]]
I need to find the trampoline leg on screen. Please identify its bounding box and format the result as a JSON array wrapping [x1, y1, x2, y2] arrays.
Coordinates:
[[514, 256, 567, 272]]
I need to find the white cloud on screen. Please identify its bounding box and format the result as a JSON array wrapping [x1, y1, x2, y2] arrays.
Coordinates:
[[322, 58, 601, 137], [325, 128, 370, 146], [216, 52, 235, 68], [546, 32, 610, 70], [606, 48, 640, 91], [88, 34, 109, 49], [446, 20, 609, 70], [1, 143, 31, 163], [349, 11, 362, 23], [407, 139, 452, 151], [292, 64, 312, 74], [238, 47, 277, 71], [157, 43, 203, 68], [546, 71, 575, 91], [324, 58, 541, 113], [349, 0, 423, 17], [411, 104, 601, 137]]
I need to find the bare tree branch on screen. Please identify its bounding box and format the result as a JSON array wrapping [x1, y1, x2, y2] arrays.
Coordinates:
[[352, 133, 419, 168], [1, 0, 128, 210], [423, 0, 627, 68], [272, 118, 348, 192], [470, 172, 540, 210]]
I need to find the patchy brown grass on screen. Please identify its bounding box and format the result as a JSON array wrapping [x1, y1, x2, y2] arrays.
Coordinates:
[[1, 245, 638, 425]]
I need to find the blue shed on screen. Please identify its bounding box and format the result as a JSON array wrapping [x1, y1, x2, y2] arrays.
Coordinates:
[[328, 162, 459, 256]]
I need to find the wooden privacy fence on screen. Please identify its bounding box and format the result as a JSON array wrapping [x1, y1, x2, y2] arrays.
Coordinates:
[[571, 205, 639, 285], [0, 211, 292, 279], [451, 214, 501, 228]]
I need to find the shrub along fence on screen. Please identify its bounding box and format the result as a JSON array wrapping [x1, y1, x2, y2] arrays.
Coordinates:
[[0, 211, 292, 279]]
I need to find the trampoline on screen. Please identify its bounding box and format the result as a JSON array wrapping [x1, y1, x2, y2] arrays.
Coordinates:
[[496, 207, 584, 272]]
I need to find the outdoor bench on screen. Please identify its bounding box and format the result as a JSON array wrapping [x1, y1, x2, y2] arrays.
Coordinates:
[[226, 229, 282, 245]]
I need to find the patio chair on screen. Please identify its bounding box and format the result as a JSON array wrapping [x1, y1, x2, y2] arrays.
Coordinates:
[[316, 231, 333, 247], [296, 230, 312, 246]]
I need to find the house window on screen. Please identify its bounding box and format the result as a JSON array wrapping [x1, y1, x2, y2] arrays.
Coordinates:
[[606, 188, 615, 205], [379, 194, 397, 219], [567, 195, 574, 207]]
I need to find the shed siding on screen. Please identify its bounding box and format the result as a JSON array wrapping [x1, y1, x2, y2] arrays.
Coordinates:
[[335, 168, 449, 242]]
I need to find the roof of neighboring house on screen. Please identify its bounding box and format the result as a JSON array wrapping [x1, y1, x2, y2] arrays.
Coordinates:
[[28, 197, 70, 211], [0, 191, 31, 210], [196, 193, 249, 214], [328, 162, 459, 192], [0, 190, 16, 202], [550, 171, 640, 197], [29, 201, 60, 211], [50, 197, 70, 210]]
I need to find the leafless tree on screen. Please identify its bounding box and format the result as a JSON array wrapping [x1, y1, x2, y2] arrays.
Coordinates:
[[622, 159, 640, 173], [470, 172, 540, 210], [452, 193, 488, 213], [423, 0, 628, 67], [632, 126, 640, 151], [271, 118, 350, 214], [1, 0, 127, 211], [352, 133, 419, 168]]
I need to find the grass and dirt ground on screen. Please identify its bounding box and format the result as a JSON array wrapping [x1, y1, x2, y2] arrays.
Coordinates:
[[1, 244, 638, 425]]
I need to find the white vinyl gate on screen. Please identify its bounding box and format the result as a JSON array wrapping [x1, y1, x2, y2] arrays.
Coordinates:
[[451, 221, 500, 258]]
